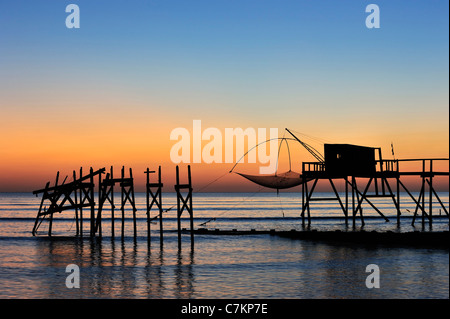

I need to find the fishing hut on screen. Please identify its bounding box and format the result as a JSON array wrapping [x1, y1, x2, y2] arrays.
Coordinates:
[[234, 128, 448, 231], [300, 141, 449, 230]]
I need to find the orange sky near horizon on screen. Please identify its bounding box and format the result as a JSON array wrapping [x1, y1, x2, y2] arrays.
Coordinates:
[[0, 107, 448, 193]]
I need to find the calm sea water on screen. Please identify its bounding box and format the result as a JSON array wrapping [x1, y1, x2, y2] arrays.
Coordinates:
[[0, 192, 448, 299]]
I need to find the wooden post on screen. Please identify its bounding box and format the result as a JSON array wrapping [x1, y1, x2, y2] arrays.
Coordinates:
[[158, 166, 163, 243], [308, 180, 318, 226], [301, 178, 317, 227], [98, 170, 102, 238], [145, 168, 151, 240], [426, 179, 449, 217], [188, 165, 194, 245], [145, 166, 164, 244], [111, 166, 115, 238], [351, 176, 356, 229], [411, 186, 424, 227], [345, 176, 349, 227], [116, 166, 137, 239], [32, 182, 49, 236], [301, 173, 305, 227], [422, 160, 426, 230], [90, 167, 95, 237], [73, 170, 79, 236], [378, 149, 385, 195], [175, 165, 194, 248], [353, 178, 367, 227], [48, 171, 59, 237], [374, 175, 379, 196], [329, 179, 346, 222], [79, 167, 83, 238], [176, 166, 181, 246], [302, 178, 308, 227], [94, 166, 116, 238], [384, 178, 400, 228], [121, 166, 125, 239], [397, 175, 401, 228], [306, 180, 311, 227], [429, 160, 433, 229], [130, 168, 137, 237]]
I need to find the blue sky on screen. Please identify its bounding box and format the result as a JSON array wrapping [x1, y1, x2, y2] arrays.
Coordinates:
[[0, 0, 448, 190], [1, 1, 448, 128], [2, 1, 448, 108]]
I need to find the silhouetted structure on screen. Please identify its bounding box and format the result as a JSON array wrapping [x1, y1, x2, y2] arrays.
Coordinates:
[[94, 166, 116, 238], [175, 165, 194, 247], [145, 166, 164, 243], [302, 145, 449, 230], [119, 166, 137, 238], [324, 144, 376, 177], [32, 167, 105, 237], [90, 166, 137, 238], [32, 165, 194, 245], [32, 166, 189, 244]]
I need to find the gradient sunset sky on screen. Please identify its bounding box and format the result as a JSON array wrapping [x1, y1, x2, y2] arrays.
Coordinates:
[[1, 0, 448, 192]]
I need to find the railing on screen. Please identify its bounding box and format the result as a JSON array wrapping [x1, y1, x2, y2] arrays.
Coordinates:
[[302, 162, 325, 174], [301, 158, 449, 176], [376, 159, 398, 173]]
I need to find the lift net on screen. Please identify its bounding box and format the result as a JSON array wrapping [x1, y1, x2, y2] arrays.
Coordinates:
[[236, 171, 310, 189]]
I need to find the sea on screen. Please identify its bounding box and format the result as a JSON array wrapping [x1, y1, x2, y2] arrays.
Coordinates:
[[0, 192, 448, 299]]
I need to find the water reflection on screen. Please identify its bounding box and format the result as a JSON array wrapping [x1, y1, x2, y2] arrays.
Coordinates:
[[143, 247, 165, 297], [7, 235, 447, 299], [35, 237, 195, 298], [174, 248, 195, 298]]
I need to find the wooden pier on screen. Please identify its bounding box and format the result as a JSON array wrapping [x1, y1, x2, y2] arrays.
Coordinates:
[[92, 166, 137, 239], [30, 138, 447, 249], [32, 165, 194, 248], [32, 167, 105, 237], [300, 144, 449, 231]]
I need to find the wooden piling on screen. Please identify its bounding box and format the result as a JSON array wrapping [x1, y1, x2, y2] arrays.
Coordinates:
[[130, 168, 137, 237], [344, 176, 349, 227], [351, 176, 356, 228], [429, 160, 433, 229], [90, 167, 95, 237], [79, 167, 83, 238], [111, 167, 115, 238], [73, 170, 79, 236], [97, 170, 102, 238], [175, 165, 194, 248], [145, 166, 164, 244], [121, 166, 125, 238], [118, 166, 137, 239], [48, 171, 59, 237]]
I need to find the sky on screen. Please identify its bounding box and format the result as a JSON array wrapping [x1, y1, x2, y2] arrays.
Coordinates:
[[0, 0, 448, 192]]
